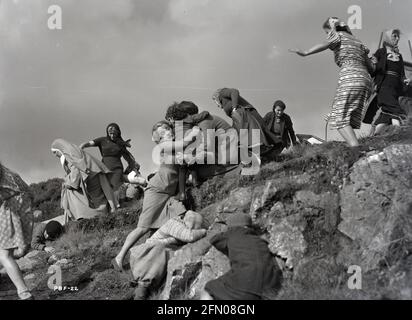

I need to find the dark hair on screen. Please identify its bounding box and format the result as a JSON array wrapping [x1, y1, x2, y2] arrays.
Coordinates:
[[165, 101, 199, 121], [178, 101, 199, 115], [165, 102, 188, 121], [45, 221, 64, 240], [273, 100, 286, 111], [323, 17, 338, 30], [106, 123, 131, 150], [323, 17, 352, 34]]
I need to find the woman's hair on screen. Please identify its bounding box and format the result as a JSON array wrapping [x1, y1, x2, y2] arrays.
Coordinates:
[[273, 100, 286, 111], [183, 210, 203, 229], [151, 120, 173, 143], [106, 123, 131, 150], [323, 17, 352, 35], [45, 221, 64, 240], [166, 102, 188, 121], [322, 17, 337, 30]]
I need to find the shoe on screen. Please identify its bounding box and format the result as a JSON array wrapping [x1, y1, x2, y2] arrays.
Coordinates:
[[133, 283, 150, 300], [111, 258, 124, 272], [18, 290, 34, 300]]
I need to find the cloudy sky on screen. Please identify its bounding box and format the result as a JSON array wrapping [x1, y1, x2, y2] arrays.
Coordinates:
[[1, 0, 411, 183]]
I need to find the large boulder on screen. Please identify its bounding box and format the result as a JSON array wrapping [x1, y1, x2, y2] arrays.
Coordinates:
[[250, 177, 340, 270], [338, 145, 412, 273]]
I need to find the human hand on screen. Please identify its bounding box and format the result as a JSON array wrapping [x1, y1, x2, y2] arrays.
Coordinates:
[[289, 49, 307, 57], [404, 78, 411, 86], [44, 246, 55, 254]]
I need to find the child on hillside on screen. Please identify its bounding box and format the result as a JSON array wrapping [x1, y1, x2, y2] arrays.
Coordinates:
[[31, 220, 64, 253], [129, 210, 207, 300], [201, 213, 282, 300]]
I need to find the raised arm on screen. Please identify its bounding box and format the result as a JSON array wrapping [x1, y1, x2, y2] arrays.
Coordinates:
[[289, 41, 330, 57], [219, 88, 240, 109], [79, 141, 96, 149], [162, 219, 207, 243]]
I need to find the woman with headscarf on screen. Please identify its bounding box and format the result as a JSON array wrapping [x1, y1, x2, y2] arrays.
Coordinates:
[[212, 88, 283, 161], [51, 139, 118, 222], [0, 163, 34, 300], [79, 123, 145, 193], [290, 17, 373, 147], [363, 29, 411, 135]]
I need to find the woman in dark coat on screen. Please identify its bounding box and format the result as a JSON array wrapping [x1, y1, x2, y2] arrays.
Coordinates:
[[263, 100, 298, 156], [201, 214, 282, 300], [363, 29, 411, 135], [212, 88, 282, 157]]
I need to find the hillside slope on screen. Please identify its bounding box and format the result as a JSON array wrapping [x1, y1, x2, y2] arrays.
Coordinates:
[[1, 123, 411, 300]]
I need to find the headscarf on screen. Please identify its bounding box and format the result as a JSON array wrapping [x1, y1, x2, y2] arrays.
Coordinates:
[[0, 162, 30, 203], [382, 29, 401, 54], [212, 89, 223, 108], [51, 139, 111, 181], [106, 123, 131, 149], [325, 17, 352, 35]]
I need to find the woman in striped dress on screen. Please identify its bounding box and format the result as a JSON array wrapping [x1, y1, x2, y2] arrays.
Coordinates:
[[290, 17, 372, 147]]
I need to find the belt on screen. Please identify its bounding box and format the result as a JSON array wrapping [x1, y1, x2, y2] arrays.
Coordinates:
[[386, 71, 400, 77]]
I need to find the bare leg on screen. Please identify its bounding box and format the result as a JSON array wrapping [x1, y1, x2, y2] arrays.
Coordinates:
[[374, 123, 387, 135], [200, 289, 214, 300], [115, 226, 149, 267], [368, 125, 376, 137], [175, 166, 187, 201], [337, 126, 359, 147], [0, 249, 30, 298]]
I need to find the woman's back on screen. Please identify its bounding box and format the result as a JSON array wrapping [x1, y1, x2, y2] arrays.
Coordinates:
[[329, 31, 369, 68]]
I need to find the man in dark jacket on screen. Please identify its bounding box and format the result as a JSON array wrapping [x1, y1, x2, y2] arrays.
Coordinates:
[[201, 214, 282, 300], [263, 100, 297, 149]]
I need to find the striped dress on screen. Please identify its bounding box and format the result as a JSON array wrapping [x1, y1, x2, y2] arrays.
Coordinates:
[[325, 30, 372, 130]]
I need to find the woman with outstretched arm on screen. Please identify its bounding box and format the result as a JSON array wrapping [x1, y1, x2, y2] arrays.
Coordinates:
[[290, 17, 373, 147]]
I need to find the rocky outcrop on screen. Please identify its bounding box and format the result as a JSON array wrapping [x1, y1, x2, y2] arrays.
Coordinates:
[[336, 145, 412, 299], [161, 144, 412, 300]]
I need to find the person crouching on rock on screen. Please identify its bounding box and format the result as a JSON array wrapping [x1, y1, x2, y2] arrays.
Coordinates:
[[130, 210, 206, 300], [200, 213, 282, 300], [31, 221, 64, 254]]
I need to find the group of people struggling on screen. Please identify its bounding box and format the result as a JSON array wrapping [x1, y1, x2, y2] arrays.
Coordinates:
[[1, 16, 411, 300]]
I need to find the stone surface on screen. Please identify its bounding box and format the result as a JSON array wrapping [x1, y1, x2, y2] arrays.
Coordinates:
[[338, 144, 412, 272], [161, 224, 226, 300], [188, 247, 230, 299], [201, 187, 253, 228], [33, 210, 43, 219]]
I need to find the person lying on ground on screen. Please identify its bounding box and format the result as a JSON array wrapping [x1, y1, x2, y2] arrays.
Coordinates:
[[200, 213, 282, 300], [31, 220, 64, 253], [129, 210, 206, 300]]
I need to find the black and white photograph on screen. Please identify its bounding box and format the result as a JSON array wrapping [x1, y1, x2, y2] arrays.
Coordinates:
[[0, 0, 411, 312]]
